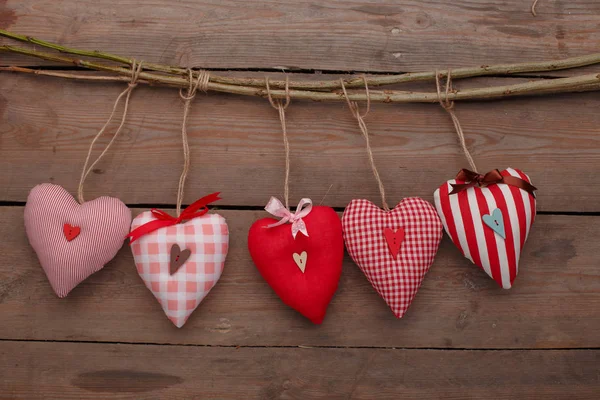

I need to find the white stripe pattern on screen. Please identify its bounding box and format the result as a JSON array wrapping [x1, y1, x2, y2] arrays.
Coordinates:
[[433, 168, 536, 289]]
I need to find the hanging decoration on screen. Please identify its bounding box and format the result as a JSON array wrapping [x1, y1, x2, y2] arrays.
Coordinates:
[[4, 29, 559, 320], [248, 78, 344, 324], [432, 71, 537, 289], [23, 62, 143, 298], [340, 77, 443, 318], [127, 70, 229, 328]]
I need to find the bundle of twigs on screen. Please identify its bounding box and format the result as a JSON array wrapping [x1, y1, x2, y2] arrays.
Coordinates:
[[2, 28, 600, 103]]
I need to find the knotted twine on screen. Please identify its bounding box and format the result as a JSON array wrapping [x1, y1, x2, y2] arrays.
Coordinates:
[[77, 60, 144, 204], [435, 69, 478, 173], [435, 70, 537, 195], [176, 69, 210, 216], [265, 76, 291, 209], [126, 69, 219, 244], [340, 76, 390, 212]]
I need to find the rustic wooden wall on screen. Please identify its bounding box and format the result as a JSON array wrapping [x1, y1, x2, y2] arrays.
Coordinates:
[[1, 1, 599, 399]]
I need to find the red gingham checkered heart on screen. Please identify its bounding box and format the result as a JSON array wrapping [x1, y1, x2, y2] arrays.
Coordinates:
[[342, 198, 443, 318], [130, 212, 229, 328], [433, 168, 536, 289]]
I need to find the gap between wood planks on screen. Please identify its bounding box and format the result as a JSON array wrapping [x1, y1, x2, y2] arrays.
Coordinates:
[[0, 201, 598, 216], [0, 338, 598, 351]]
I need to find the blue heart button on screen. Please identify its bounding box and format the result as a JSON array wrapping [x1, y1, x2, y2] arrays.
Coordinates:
[[482, 208, 506, 239]]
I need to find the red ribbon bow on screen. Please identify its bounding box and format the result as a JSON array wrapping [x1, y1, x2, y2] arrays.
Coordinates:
[[449, 169, 537, 195], [127, 192, 221, 244]]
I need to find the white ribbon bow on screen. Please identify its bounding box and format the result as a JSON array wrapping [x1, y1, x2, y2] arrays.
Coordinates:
[[264, 197, 312, 239]]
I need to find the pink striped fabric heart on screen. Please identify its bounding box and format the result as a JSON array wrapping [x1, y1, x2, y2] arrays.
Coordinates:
[[24, 183, 131, 298], [342, 198, 443, 318], [130, 212, 229, 328], [433, 168, 536, 289]]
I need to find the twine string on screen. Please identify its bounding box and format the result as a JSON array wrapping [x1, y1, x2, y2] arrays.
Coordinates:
[[435, 69, 478, 172], [531, 0, 540, 16], [77, 60, 144, 204], [340, 76, 390, 211], [265, 76, 291, 209], [176, 69, 210, 216]]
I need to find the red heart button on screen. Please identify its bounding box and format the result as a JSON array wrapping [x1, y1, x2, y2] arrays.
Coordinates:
[[248, 206, 344, 324], [63, 223, 81, 241], [384, 227, 404, 259]]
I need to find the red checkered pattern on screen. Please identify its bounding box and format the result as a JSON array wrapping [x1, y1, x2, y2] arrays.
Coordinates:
[[342, 198, 443, 318], [131, 212, 229, 328]]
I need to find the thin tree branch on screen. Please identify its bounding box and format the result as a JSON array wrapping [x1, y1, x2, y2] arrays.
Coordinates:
[[2, 64, 600, 104]]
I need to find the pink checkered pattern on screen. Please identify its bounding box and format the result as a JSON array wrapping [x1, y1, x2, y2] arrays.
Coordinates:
[[342, 198, 443, 318], [130, 212, 229, 328]]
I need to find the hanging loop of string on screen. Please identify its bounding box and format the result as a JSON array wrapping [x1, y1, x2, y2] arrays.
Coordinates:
[[77, 60, 144, 204], [176, 69, 210, 216], [531, 0, 540, 16], [340, 76, 390, 211], [435, 69, 478, 173], [265, 76, 291, 209]]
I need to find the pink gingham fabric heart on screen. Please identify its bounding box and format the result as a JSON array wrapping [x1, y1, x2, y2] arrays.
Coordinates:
[[342, 198, 443, 318], [130, 211, 229, 328], [24, 183, 131, 298]]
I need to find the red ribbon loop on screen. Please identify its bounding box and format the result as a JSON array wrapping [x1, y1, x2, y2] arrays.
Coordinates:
[[449, 169, 537, 195], [126, 192, 222, 244]]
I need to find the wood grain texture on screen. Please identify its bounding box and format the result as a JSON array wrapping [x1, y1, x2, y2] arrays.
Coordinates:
[[2, 0, 600, 74], [1, 73, 600, 211], [1, 1, 598, 398], [1, 341, 598, 399], [1, 206, 598, 349]]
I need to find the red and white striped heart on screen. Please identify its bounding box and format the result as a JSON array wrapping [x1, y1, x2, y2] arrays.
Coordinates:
[[342, 198, 443, 318], [433, 167, 537, 289], [24, 183, 131, 298]]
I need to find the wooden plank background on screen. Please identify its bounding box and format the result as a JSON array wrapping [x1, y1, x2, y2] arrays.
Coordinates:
[[2, 0, 600, 73], [1, 1, 599, 398]]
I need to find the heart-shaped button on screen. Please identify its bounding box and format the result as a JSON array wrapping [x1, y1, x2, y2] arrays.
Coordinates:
[[63, 223, 81, 241], [383, 227, 405, 259], [433, 167, 536, 289], [169, 244, 192, 275], [130, 212, 229, 328], [248, 205, 344, 324], [24, 183, 131, 298], [293, 251, 307, 273], [342, 198, 443, 318], [482, 208, 506, 239]]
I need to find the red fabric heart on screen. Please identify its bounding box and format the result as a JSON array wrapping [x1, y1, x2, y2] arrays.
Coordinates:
[[248, 205, 344, 324], [433, 167, 536, 289], [342, 198, 443, 318], [63, 224, 81, 241]]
